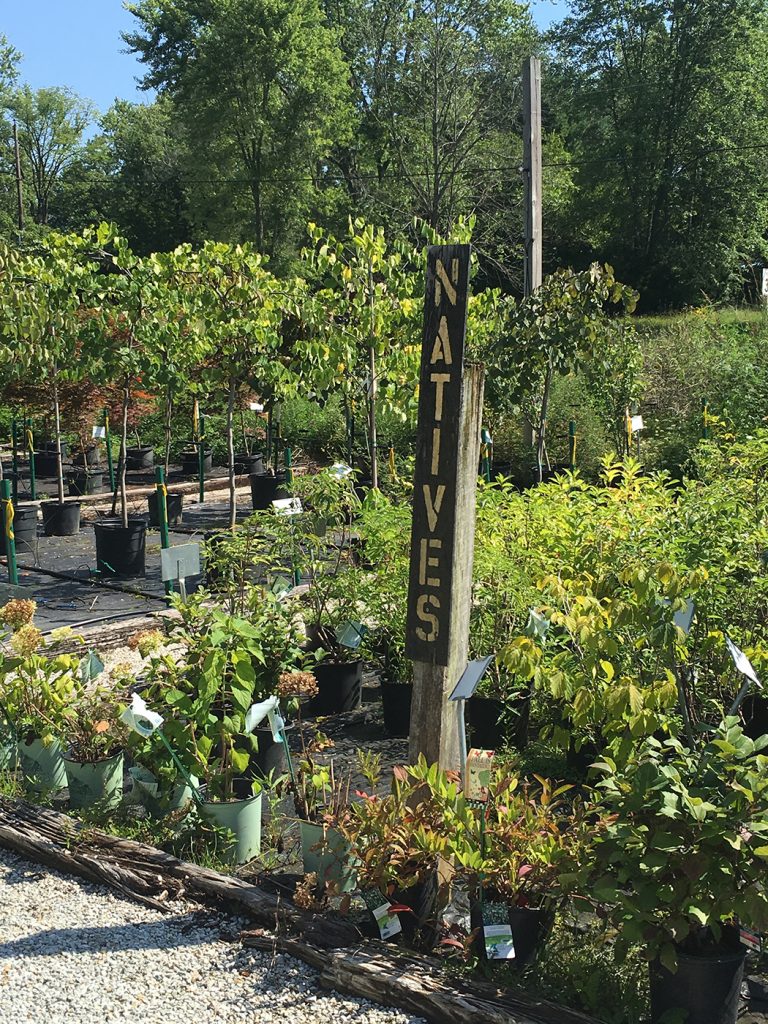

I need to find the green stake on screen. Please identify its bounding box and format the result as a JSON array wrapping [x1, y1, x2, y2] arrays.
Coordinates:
[[1, 479, 19, 586], [198, 414, 205, 504], [11, 418, 18, 504], [569, 419, 577, 471], [155, 467, 173, 598], [104, 411, 115, 492], [285, 447, 301, 587], [266, 407, 273, 466], [25, 419, 35, 501]]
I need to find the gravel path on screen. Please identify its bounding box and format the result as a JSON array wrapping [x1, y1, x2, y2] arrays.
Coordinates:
[[0, 848, 425, 1024]]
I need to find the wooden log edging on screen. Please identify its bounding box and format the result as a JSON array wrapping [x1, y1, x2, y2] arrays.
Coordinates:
[[242, 932, 601, 1024], [0, 796, 357, 949]]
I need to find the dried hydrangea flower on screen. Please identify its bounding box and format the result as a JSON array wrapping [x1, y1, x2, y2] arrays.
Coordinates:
[[278, 670, 318, 699], [127, 629, 164, 657], [10, 624, 43, 657], [0, 599, 37, 630]]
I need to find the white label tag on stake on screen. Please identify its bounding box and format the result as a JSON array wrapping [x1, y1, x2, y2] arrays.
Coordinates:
[[630, 415, 644, 432], [726, 636, 762, 687], [373, 902, 402, 940], [272, 497, 302, 516], [92, 426, 106, 439], [249, 402, 264, 412]]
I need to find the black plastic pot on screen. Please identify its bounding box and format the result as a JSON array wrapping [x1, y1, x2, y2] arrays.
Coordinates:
[[94, 518, 147, 578], [306, 660, 363, 716], [148, 490, 183, 527], [649, 946, 746, 1024], [467, 696, 506, 749], [246, 725, 290, 781], [40, 440, 68, 457], [250, 472, 289, 510], [33, 452, 59, 477], [72, 447, 101, 468], [380, 679, 413, 738], [125, 446, 154, 471], [182, 448, 212, 475], [0, 503, 37, 555], [393, 875, 440, 951], [354, 477, 372, 503], [68, 472, 103, 497], [41, 501, 81, 537], [742, 693, 768, 739], [234, 452, 265, 476], [469, 897, 547, 967]]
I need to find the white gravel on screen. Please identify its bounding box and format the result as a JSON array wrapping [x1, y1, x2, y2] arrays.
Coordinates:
[[0, 847, 425, 1024]]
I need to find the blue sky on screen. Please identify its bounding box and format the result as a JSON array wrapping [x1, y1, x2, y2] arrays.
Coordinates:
[[2, 0, 563, 115]]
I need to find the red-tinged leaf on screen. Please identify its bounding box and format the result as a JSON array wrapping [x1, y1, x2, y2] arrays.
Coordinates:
[[389, 904, 413, 914], [518, 864, 534, 878], [439, 938, 465, 950]]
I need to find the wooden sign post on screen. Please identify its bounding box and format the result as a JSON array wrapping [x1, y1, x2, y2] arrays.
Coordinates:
[[406, 244, 485, 769]]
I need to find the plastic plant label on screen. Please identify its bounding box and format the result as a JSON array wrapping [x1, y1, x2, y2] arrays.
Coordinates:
[[673, 598, 695, 635], [249, 402, 264, 412], [372, 902, 402, 940], [335, 620, 368, 650], [726, 637, 762, 687], [92, 426, 106, 439], [483, 902, 515, 960], [630, 415, 644, 432], [465, 748, 495, 802], [525, 608, 549, 643], [272, 497, 303, 516]]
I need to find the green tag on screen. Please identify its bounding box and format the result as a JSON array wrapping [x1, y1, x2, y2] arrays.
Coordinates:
[[483, 902, 515, 960]]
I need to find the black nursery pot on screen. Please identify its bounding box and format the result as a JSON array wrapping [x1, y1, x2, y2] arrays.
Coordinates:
[[72, 447, 101, 468], [649, 946, 746, 1024], [94, 518, 147, 578], [182, 448, 212, 475], [380, 679, 413, 738], [467, 695, 506, 749], [126, 446, 154, 471], [41, 501, 81, 537], [148, 490, 183, 527], [244, 725, 292, 782], [234, 452, 265, 476], [33, 452, 59, 477], [249, 472, 289, 511], [68, 472, 103, 497], [0, 503, 37, 555], [469, 896, 548, 967], [306, 660, 363, 716], [393, 875, 440, 951]]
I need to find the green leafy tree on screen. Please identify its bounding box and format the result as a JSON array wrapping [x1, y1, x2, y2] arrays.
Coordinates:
[[125, 0, 353, 262]]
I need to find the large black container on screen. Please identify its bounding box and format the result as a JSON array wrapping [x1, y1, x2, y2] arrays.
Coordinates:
[[182, 448, 212, 475], [649, 946, 746, 1024], [148, 490, 183, 527], [306, 660, 363, 716], [380, 679, 413, 737], [250, 472, 289, 510], [0, 503, 37, 556], [126, 446, 154, 471], [469, 898, 548, 967], [41, 501, 81, 537], [68, 472, 103, 496], [72, 447, 101, 468], [234, 452, 265, 476], [94, 518, 147, 578], [246, 726, 291, 781], [34, 452, 60, 477], [393, 874, 440, 951]]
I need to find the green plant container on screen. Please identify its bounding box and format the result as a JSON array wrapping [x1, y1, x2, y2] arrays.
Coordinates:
[[63, 751, 125, 810], [17, 737, 67, 792], [300, 820, 356, 892], [132, 771, 200, 818], [201, 791, 263, 865], [0, 739, 15, 771]]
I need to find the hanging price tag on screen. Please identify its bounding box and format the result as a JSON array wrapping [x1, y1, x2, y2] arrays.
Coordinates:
[[741, 925, 762, 952], [92, 426, 106, 439], [372, 902, 402, 939], [465, 748, 495, 802], [630, 415, 644, 432], [482, 902, 515, 960], [249, 402, 264, 412]]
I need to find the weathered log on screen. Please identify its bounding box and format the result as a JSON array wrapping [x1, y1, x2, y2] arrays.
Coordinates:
[[241, 932, 601, 1024], [0, 796, 358, 948]]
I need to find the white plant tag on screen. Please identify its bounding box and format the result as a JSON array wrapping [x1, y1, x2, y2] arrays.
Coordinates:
[[726, 636, 762, 687], [249, 402, 264, 412], [630, 415, 644, 432], [92, 426, 106, 439], [484, 924, 516, 960], [272, 497, 302, 516], [373, 902, 402, 939]]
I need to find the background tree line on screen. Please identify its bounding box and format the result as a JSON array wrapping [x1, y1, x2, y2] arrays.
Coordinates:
[[1, 0, 768, 308]]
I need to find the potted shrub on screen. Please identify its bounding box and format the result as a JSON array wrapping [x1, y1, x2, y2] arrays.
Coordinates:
[[337, 755, 458, 949], [0, 600, 81, 793], [589, 720, 768, 1024], [449, 772, 590, 966], [61, 685, 127, 811]]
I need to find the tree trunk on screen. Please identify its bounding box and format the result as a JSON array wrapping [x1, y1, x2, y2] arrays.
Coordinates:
[[227, 376, 237, 531], [536, 361, 554, 484], [368, 260, 379, 489], [119, 379, 130, 528], [52, 369, 65, 505], [164, 383, 173, 476]]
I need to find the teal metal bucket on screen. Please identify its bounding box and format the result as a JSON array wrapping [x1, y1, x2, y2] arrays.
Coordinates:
[[17, 737, 67, 793], [300, 820, 356, 892], [63, 751, 125, 811]]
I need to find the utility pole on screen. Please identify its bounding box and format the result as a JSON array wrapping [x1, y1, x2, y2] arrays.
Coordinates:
[[13, 123, 24, 235], [522, 57, 542, 297], [522, 57, 544, 468]]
